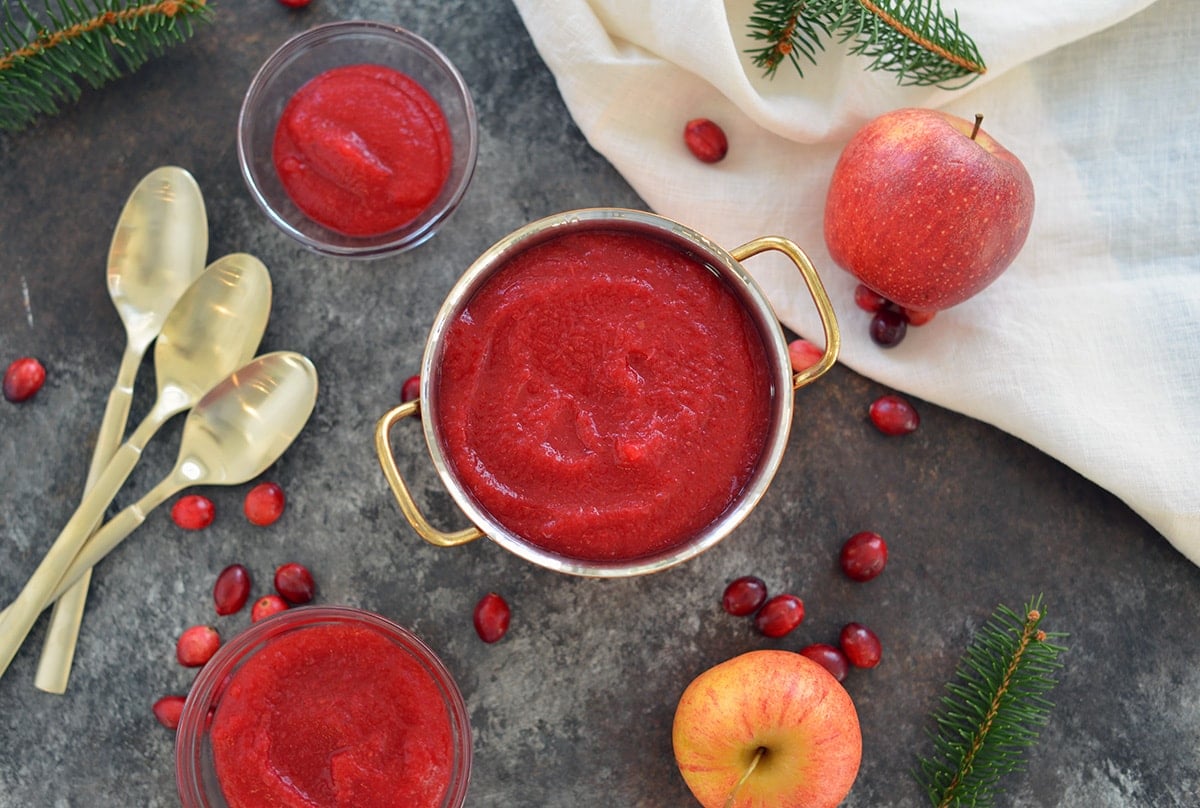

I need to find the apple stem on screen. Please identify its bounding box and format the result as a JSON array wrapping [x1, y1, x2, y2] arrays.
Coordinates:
[[723, 747, 766, 808], [970, 113, 983, 140]]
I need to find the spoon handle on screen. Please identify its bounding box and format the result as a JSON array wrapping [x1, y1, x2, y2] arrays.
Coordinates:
[[0, 478, 178, 678], [45, 479, 178, 610], [0, 416, 163, 679], [34, 343, 141, 694]]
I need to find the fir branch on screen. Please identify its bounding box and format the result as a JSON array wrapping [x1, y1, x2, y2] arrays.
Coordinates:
[[916, 596, 1068, 808], [0, 0, 212, 133], [746, 0, 986, 88], [745, 0, 836, 79]]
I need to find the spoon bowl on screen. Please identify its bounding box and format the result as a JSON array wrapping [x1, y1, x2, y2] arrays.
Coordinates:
[[108, 167, 210, 357], [142, 253, 273, 425], [170, 351, 320, 487], [0, 352, 319, 676]]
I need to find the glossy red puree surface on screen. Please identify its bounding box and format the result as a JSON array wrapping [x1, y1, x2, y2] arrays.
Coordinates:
[[273, 64, 452, 236], [437, 230, 773, 562], [210, 622, 455, 808]]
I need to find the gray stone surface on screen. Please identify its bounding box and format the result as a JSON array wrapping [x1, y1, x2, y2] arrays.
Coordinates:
[[1, 2, 1197, 806]]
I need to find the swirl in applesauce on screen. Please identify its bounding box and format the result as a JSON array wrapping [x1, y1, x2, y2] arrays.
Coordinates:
[[436, 230, 772, 562]]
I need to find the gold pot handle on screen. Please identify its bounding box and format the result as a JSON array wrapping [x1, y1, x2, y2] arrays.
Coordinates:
[[374, 400, 483, 548], [729, 236, 840, 390]]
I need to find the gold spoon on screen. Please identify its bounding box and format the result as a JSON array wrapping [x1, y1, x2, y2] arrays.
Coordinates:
[[0, 352, 319, 678], [36, 166, 208, 694]]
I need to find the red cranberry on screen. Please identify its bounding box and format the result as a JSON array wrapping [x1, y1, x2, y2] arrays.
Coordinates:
[[722, 576, 768, 616], [869, 307, 908, 347], [176, 625, 220, 667], [171, 494, 215, 531], [840, 531, 888, 582], [753, 594, 805, 638], [277, 0, 311, 7], [869, 394, 920, 436], [401, 374, 421, 404], [787, 339, 824, 374], [840, 622, 882, 668], [683, 118, 728, 163], [244, 481, 286, 526], [473, 592, 511, 643], [274, 562, 316, 604], [152, 695, 187, 730], [3, 357, 46, 402], [903, 307, 937, 326], [213, 564, 252, 616], [251, 594, 289, 623], [799, 643, 850, 683], [853, 284, 889, 314]]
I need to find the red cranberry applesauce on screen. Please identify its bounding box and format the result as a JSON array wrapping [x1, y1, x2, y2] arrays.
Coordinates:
[[273, 64, 452, 236], [209, 622, 457, 807], [436, 230, 773, 562]]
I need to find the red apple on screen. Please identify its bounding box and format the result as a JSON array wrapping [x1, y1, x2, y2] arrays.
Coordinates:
[[672, 650, 862, 808], [824, 108, 1034, 312]]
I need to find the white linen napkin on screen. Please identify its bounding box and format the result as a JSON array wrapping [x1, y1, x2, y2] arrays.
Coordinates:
[[510, 0, 1200, 566]]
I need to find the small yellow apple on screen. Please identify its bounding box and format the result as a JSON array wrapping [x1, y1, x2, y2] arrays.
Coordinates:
[[672, 650, 862, 807]]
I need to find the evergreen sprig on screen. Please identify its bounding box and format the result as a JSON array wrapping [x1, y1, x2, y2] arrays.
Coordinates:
[[746, 0, 985, 89], [916, 596, 1068, 808], [0, 0, 212, 133]]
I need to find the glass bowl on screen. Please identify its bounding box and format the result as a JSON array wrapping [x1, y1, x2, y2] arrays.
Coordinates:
[[238, 21, 478, 258], [175, 606, 472, 807]]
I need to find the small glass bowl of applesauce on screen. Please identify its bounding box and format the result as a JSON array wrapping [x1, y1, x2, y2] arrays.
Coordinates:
[[175, 606, 472, 807], [238, 21, 478, 258]]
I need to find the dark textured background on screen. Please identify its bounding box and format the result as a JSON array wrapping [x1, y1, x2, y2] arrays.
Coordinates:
[[1, 2, 1197, 806]]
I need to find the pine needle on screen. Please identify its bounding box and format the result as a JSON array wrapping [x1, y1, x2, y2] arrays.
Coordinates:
[[746, 0, 986, 88], [916, 596, 1068, 807], [0, 0, 213, 133]]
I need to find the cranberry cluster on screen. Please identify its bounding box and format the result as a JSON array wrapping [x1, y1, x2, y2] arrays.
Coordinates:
[[153, 480, 321, 729], [854, 283, 936, 348], [154, 560, 318, 730], [721, 530, 889, 683], [171, 481, 287, 531]]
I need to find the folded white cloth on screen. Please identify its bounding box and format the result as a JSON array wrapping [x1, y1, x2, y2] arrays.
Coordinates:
[[511, 0, 1200, 565]]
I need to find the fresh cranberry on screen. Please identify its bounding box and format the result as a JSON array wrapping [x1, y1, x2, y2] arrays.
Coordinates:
[[401, 374, 421, 404], [3, 357, 46, 402], [473, 592, 511, 643], [273, 562, 315, 604], [799, 643, 850, 682], [840, 622, 882, 668], [903, 307, 937, 326], [213, 564, 252, 615], [853, 284, 889, 314], [171, 494, 215, 530], [251, 594, 289, 622], [152, 695, 187, 730], [683, 118, 728, 163], [244, 481, 286, 526], [787, 339, 824, 374], [869, 307, 908, 347], [869, 394, 920, 436], [277, 0, 311, 7], [722, 576, 768, 616], [176, 625, 220, 667], [753, 593, 805, 638], [840, 531, 888, 582]]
